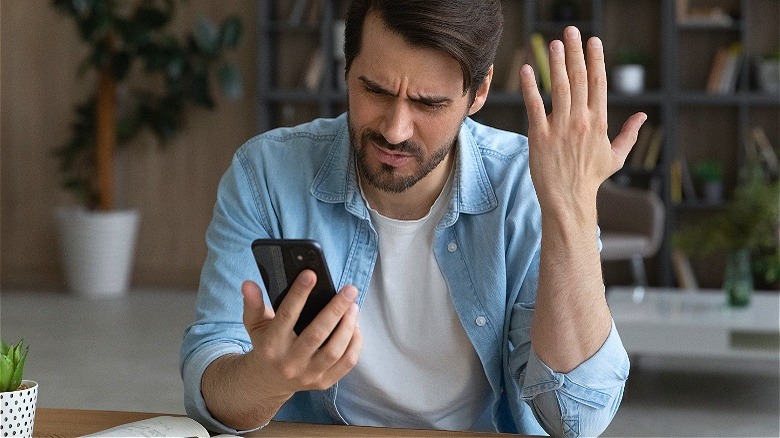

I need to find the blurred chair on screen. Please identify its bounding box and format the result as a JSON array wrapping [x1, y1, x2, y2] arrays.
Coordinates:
[[597, 180, 665, 287]]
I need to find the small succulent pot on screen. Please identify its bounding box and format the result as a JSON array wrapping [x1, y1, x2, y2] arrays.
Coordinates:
[[0, 380, 38, 438], [612, 64, 646, 94]]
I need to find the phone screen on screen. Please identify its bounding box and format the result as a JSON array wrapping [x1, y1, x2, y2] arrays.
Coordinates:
[[251, 239, 337, 335]]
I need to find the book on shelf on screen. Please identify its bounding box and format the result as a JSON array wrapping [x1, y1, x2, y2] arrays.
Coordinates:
[[641, 125, 665, 170], [287, 0, 309, 25], [82, 415, 236, 437], [504, 45, 534, 93], [529, 33, 552, 94], [628, 122, 655, 169], [287, 0, 323, 26], [706, 43, 742, 94], [677, 1, 735, 27], [670, 153, 698, 203], [301, 47, 325, 91], [749, 125, 780, 176], [679, 153, 698, 202], [672, 250, 699, 290], [670, 158, 683, 204]]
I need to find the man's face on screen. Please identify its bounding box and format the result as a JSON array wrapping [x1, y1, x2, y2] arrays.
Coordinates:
[[346, 13, 480, 194]]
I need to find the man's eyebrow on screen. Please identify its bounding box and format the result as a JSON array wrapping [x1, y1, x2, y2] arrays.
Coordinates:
[[357, 75, 453, 105]]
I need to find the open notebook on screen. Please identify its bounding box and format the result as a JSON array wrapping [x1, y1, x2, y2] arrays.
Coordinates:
[[82, 416, 236, 438]]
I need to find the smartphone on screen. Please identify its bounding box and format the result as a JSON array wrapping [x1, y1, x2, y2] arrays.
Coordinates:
[[251, 239, 338, 335]]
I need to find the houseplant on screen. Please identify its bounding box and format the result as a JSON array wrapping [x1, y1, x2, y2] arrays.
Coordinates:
[[52, 0, 243, 297], [1, 339, 36, 438], [612, 45, 649, 95], [673, 165, 780, 306], [692, 160, 725, 203]]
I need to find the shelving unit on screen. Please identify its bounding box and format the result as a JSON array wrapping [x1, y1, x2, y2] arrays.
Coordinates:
[[257, 0, 779, 287]]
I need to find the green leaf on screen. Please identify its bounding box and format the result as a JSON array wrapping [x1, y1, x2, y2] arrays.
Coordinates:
[[217, 62, 243, 100], [9, 346, 28, 391], [135, 4, 172, 29], [219, 16, 243, 49], [0, 354, 12, 391], [193, 16, 219, 56]]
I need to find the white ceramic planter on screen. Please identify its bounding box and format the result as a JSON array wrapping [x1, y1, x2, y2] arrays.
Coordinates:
[[55, 207, 140, 298], [612, 64, 645, 95], [757, 60, 779, 94], [0, 380, 37, 438]]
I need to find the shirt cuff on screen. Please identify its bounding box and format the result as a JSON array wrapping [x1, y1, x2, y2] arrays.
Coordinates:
[[182, 341, 267, 435], [520, 320, 630, 405]]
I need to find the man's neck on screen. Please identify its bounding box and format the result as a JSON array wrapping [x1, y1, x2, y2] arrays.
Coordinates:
[[360, 154, 454, 221]]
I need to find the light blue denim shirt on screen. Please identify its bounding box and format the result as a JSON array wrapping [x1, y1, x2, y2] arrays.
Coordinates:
[[180, 114, 630, 437]]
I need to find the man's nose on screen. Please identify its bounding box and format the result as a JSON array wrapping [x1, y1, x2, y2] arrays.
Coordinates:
[[380, 101, 414, 145]]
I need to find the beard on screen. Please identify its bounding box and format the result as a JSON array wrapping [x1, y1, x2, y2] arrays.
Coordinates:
[[348, 115, 458, 194]]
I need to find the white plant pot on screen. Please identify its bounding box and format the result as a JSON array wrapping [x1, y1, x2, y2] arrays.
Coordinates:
[[612, 64, 645, 95], [757, 60, 779, 94], [0, 380, 38, 438], [55, 207, 140, 298]]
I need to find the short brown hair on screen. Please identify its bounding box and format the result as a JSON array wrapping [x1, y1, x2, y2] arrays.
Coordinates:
[[343, 0, 503, 99]]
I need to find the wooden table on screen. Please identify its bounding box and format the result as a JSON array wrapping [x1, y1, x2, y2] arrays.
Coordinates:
[[33, 408, 517, 437]]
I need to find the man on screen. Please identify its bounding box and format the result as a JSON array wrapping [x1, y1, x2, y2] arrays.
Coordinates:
[[181, 0, 645, 436]]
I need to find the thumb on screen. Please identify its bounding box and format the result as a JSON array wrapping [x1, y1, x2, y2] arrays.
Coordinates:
[[242, 280, 274, 333], [612, 112, 648, 169]]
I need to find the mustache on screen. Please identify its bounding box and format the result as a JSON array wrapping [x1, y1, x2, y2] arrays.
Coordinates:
[[363, 130, 422, 156]]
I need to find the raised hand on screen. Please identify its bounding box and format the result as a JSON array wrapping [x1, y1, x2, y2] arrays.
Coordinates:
[[519, 26, 647, 215]]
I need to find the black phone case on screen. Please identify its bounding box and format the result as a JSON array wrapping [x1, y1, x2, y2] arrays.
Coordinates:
[[251, 239, 337, 335]]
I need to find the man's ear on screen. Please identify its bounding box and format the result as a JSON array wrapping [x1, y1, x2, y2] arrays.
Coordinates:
[[468, 65, 493, 116]]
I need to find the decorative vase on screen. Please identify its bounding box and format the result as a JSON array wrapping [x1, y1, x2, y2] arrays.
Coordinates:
[[0, 380, 38, 438], [612, 64, 645, 95], [55, 207, 140, 298], [723, 249, 753, 307]]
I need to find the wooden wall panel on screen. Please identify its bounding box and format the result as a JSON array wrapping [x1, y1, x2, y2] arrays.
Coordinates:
[[0, 0, 260, 290]]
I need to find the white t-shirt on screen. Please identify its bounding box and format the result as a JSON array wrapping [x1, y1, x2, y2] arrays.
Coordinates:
[[338, 171, 493, 431]]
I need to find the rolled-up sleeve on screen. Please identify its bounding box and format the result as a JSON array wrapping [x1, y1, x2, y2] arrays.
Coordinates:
[[180, 332, 250, 434], [520, 321, 630, 437]]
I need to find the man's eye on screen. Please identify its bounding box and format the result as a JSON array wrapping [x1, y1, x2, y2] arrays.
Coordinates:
[[420, 101, 446, 111]]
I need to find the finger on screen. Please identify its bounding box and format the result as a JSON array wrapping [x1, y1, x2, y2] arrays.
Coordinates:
[[310, 299, 360, 369], [548, 39, 571, 118], [318, 325, 363, 387], [242, 280, 275, 332], [272, 269, 316, 335], [294, 285, 359, 355], [519, 64, 548, 132], [586, 36, 608, 125], [563, 26, 588, 112], [611, 112, 648, 170]]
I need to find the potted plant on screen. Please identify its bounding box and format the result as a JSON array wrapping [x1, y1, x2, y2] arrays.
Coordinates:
[[612, 45, 649, 95], [692, 160, 725, 203], [52, 0, 243, 298], [1, 339, 36, 438], [673, 165, 780, 306]]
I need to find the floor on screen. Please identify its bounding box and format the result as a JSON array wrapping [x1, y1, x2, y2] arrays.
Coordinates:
[[2, 289, 778, 437]]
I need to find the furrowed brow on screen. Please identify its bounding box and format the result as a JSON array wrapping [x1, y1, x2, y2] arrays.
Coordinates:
[[358, 75, 452, 105]]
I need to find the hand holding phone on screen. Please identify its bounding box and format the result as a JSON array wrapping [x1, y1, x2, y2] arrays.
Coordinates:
[[251, 239, 338, 335]]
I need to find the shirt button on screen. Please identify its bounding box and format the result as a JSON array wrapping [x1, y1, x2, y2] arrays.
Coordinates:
[[475, 316, 487, 327], [447, 242, 458, 252]]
